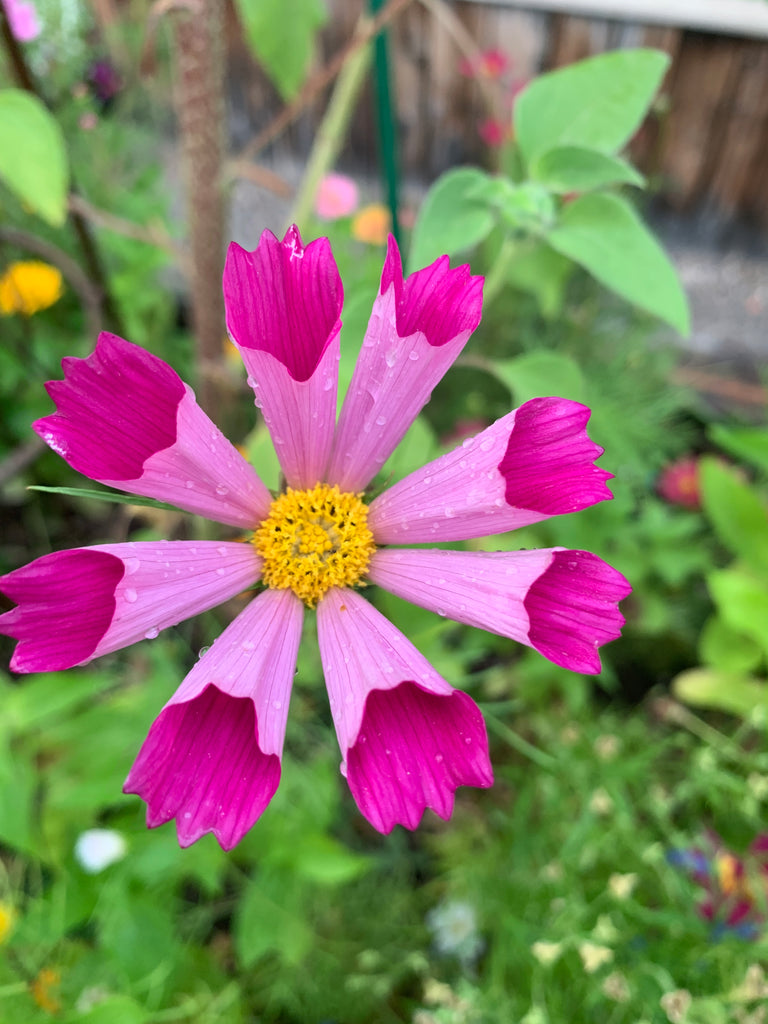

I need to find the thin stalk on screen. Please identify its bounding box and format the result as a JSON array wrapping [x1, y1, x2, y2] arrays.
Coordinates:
[[171, 0, 227, 421], [484, 710, 558, 770], [288, 19, 372, 231], [369, 0, 401, 246]]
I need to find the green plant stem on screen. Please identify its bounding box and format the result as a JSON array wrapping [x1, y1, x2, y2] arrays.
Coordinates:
[[369, 0, 401, 246], [289, 20, 372, 231], [482, 234, 520, 307], [483, 710, 558, 770]]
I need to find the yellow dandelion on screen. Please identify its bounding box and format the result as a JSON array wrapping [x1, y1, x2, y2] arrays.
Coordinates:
[[0, 261, 64, 316], [351, 203, 391, 246]]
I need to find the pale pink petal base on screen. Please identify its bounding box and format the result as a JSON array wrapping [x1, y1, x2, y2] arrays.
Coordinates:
[[90, 541, 263, 660], [124, 588, 303, 849], [236, 338, 340, 488], [368, 547, 630, 674], [327, 237, 483, 491], [316, 588, 492, 833], [369, 397, 612, 544]]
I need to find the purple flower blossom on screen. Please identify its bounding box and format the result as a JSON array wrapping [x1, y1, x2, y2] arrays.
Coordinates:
[[0, 227, 630, 850]]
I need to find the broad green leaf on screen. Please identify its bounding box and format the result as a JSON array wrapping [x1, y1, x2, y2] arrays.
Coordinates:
[[530, 146, 644, 193], [504, 242, 573, 318], [0, 89, 68, 225], [100, 894, 183, 984], [0, 744, 36, 855], [547, 193, 690, 333], [494, 350, 585, 405], [699, 614, 764, 674], [709, 423, 768, 476], [708, 567, 768, 661], [234, 0, 327, 101], [700, 456, 768, 568], [409, 167, 495, 270], [234, 874, 313, 967], [515, 49, 669, 165], [673, 668, 768, 719]]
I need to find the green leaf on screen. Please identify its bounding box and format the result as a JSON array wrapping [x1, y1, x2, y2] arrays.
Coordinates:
[[233, 0, 327, 101], [28, 485, 181, 511], [380, 415, 438, 486], [409, 167, 496, 270], [494, 350, 585, 405], [547, 193, 690, 333], [504, 242, 573, 318], [234, 873, 313, 967], [291, 833, 370, 885], [708, 567, 768, 661], [709, 423, 768, 476], [673, 668, 768, 719], [0, 89, 68, 226], [530, 146, 645, 193], [699, 614, 764, 674], [514, 49, 669, 165], [64, 995, 149, 1024], [700, 456, 768, 568]]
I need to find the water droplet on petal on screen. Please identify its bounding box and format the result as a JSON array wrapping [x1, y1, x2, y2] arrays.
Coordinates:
[[124, 588, 138, 603], [408, 350, 419, 361], [215, 484, 229, 496], [435, 753, 444, 763], [385, 350, 397, 368], [198, 645, 210, 659], [444, 507, 456, 518], [436, 608, 446, 616], [272, 700, 282, 710], [375, 415, 387, 427], [185, 480, 194, 489], [144, 626, 160, 640], [124, 557, 140, 575], [242, 640, 255, 652]]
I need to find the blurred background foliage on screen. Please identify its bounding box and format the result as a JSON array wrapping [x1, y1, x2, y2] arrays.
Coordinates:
[[1, 1, 768, 1022]]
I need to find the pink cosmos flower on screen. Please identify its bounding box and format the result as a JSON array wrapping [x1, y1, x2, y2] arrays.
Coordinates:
[[314, 173, 359, 221], [656, 456, 701, 510], [459, 48, 510, 81], [0, 227, 630, 850]]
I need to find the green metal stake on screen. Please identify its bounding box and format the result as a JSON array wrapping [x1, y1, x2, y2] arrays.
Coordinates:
[[368, 0, 401, 247]]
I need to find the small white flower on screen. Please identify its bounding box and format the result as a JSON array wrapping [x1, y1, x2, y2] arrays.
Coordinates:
[[74, 829, 127, 874], [660, 989, 692, 1024], [578, 941, 613, 973], [531, 940, 563, 966], [608, 872, 638, 900], [426, 900, 484, 965], [589, 788, 613, 816]]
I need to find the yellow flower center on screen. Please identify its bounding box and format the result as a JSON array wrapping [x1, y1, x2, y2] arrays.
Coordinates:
[[253, 484, 375, 607]]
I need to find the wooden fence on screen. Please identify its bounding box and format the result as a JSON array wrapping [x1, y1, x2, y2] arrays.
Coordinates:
[[227, 0, 768, 229]]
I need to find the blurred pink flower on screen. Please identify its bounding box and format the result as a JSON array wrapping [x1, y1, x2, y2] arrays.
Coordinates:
[[656, 457, 701, 510], [459, 48, 510, 80], [2, 0, 40, 42], [479, 118, 510, 148], [315, 173, 359, 221]]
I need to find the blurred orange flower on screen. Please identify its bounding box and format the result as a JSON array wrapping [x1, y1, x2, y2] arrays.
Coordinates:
[[0, 261, 63, 316], [351, 203, 391, 246]]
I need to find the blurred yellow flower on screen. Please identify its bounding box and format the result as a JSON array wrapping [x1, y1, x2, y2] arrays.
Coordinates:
[[608, 872, 638, 900], [0, 901, 16, 943], [351, 203, 391, 246], [0, 261, 64, 316]]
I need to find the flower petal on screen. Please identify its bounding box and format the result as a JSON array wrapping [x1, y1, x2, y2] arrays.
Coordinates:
[[327, 237, 483, 491], [369, 397, 612, 543], [224, 227, 343, 488], [124, 588, 303, 850], [0, 549, 123, 673], [369, 547, 631, 674], [316, 588, 492, 833], [35, 332, 271, 528], [0, 541, 262, 673]]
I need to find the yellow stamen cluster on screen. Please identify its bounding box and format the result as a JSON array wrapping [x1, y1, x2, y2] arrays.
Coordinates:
[[253, 483, 375, 607]]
